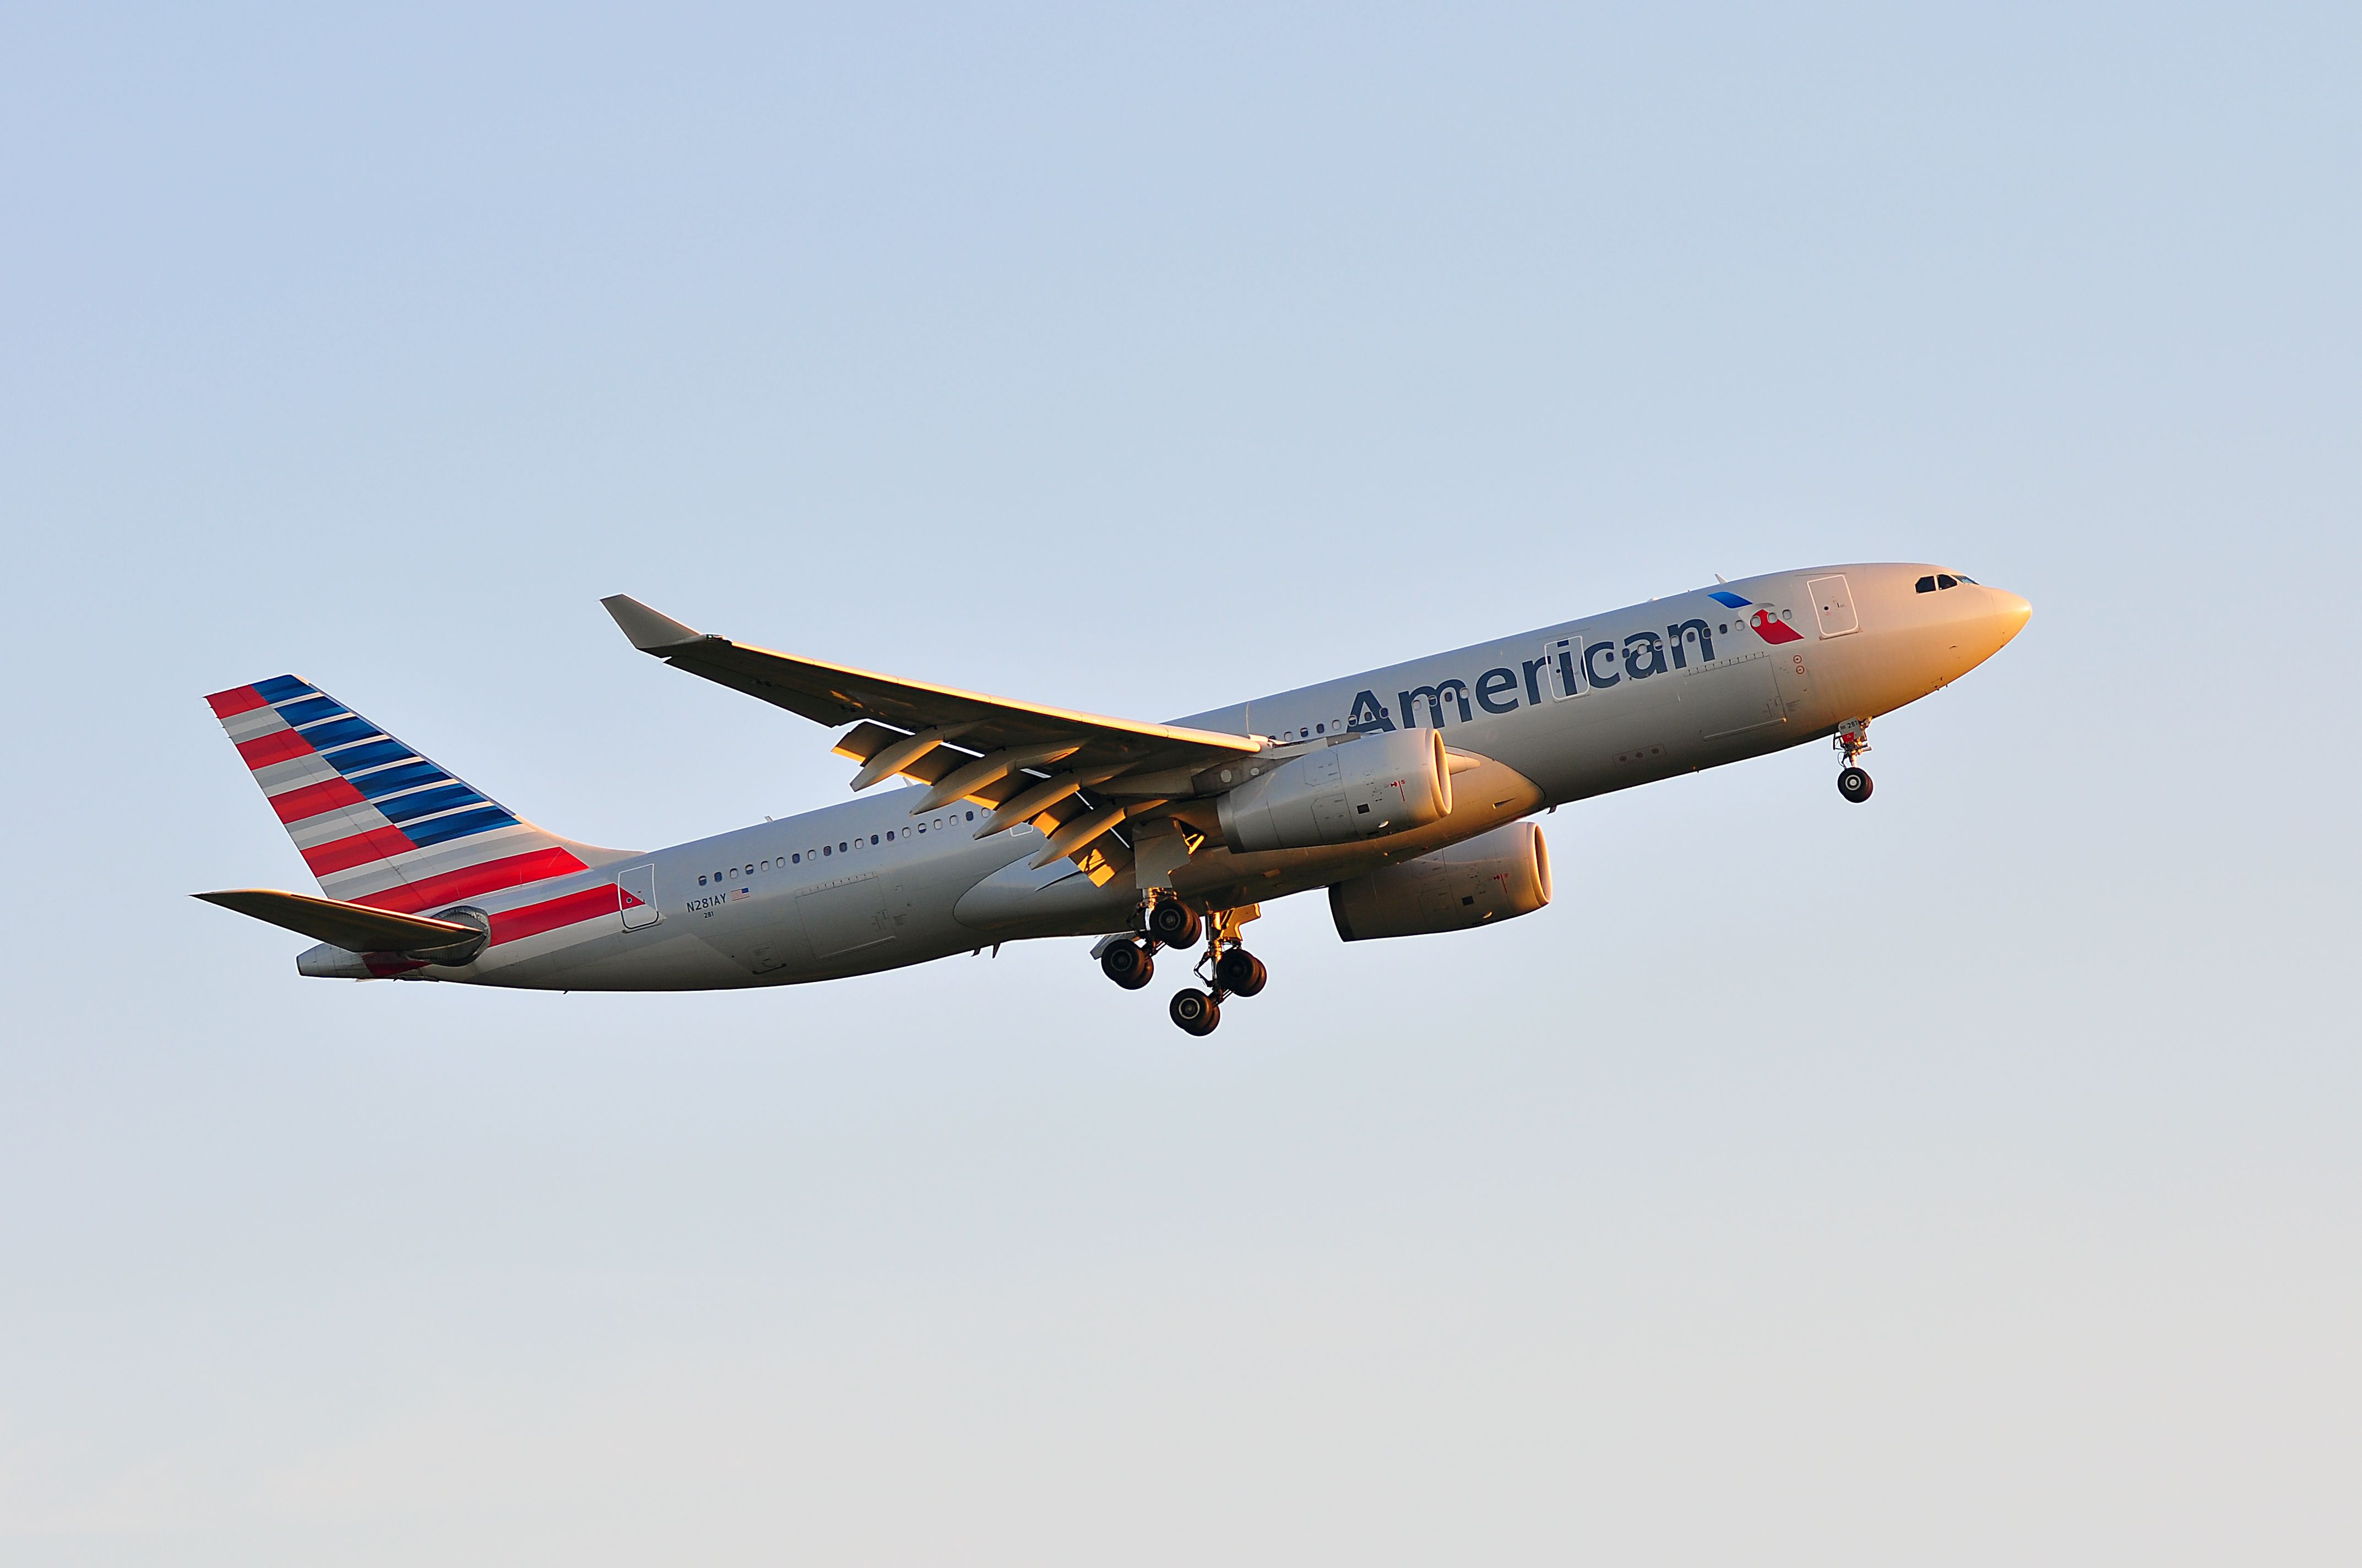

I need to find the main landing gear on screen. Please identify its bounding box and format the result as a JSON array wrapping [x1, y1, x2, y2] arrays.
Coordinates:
[[1097, 898, 1266, 1036], [1834, 717, 1874, 804]]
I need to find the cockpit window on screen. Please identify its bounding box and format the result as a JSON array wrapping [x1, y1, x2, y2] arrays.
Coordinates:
[[1955, 574, 1977, 584], [1915, 575, 1936, 593], [1936, 573, 1958, 589]]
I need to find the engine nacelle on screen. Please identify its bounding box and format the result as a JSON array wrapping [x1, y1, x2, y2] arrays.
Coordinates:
[[1328, 820, 1551, 941], [1216, 728, 1452, 853]]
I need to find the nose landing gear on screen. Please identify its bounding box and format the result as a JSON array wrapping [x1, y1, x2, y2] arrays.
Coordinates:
[[1834, 718, 1874, 804]]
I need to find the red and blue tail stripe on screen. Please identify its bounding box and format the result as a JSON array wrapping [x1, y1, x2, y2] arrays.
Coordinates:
[[205, 676, 590, 914]]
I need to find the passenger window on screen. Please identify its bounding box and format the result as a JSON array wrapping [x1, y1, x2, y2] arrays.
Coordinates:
[[839, 841, 848, 852], [698, 875, 708, 886], [885, 830, 894, 842], [822, 845, 831, 856], [792, 853, 801, 863], [870, 834, 879, 845], [1936, 574, 1958, 589], [965, 810, 974, 820], [1915, 575, 1936, 592]]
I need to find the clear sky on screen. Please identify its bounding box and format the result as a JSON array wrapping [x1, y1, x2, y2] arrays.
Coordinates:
[[4, 4, 2357, 1562]]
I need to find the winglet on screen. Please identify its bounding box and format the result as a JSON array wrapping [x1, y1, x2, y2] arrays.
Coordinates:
[[601, 595, 705, 652]]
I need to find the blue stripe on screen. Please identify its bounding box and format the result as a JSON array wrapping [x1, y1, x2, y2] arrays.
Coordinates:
[[323, 738, 413, 775], [376, 783, 489, 824], [276, 695, 347, 726], [295, 716, 380, 750], [253, 675, 314, 703], [1707, 590, 1751, 609], [351, 759, 450, 798], [402, 804, 517, 847]]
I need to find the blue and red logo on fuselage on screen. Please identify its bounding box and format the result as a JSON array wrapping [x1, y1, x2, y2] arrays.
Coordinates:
[[1711, 589, 1802, 645]]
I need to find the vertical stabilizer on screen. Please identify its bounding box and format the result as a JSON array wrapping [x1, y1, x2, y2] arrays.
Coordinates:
[[203, 677, 593, 912]]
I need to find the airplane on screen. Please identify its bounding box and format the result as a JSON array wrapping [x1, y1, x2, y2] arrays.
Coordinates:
[[195, 563, 2030, 1034]]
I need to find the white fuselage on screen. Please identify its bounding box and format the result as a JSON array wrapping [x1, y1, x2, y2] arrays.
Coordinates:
[[408, 563, 2029, 991]]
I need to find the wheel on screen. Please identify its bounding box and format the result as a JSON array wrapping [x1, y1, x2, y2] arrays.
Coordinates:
[[1838, 766, 1874, 803], [1100, 940, 1155, 990], [1214, 948, 1267, 997], [1146, 900, 1202, 948], [1169, 988, 1221, 1036]]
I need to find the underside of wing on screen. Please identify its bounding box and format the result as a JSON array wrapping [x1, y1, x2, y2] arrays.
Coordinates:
[[602, 596, 1265, 884]]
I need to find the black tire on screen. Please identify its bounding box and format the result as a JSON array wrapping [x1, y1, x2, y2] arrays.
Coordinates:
[[1214, 949, 1267, 998], [1838, 766, 1874, 804], [1147, 900, 1202, 948], [1100, 941, 1155, 990], [1169, 988, 1221, 1036]]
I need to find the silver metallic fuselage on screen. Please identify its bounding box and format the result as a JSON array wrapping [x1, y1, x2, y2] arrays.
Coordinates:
[[416, 563, 2030, 991]]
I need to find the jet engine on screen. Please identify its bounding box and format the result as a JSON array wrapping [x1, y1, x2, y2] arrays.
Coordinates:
[[1327, 820, 1551, 941], [1216, 728, 1451, 853]]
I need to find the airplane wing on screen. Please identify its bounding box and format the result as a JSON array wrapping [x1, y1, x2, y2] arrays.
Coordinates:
[[601, 596, 1265, 884]]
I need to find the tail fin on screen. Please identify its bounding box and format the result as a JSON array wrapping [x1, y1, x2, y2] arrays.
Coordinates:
[[203, 676, 592, 913]]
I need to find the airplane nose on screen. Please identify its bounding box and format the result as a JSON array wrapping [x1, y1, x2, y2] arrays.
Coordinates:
[[1988, 589, 2033, 649]]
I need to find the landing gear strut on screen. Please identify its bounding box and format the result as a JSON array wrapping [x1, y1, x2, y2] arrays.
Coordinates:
[[1834, 718, 1874, 804]]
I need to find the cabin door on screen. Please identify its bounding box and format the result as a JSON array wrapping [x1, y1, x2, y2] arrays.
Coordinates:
[[618, 863, 660, 930], [1807, 574, 1859, 638]]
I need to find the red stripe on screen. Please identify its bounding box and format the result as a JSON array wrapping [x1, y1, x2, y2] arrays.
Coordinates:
[[489, 885, 618, 946], [206, 685, 269, 718], [237, 729, 312, 769], [350, 847, 591, 914], [302, 824, 419, 875], [270, 776, 367, 823]]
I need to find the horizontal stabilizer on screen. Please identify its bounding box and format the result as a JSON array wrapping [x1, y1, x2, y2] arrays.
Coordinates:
[[193, 888, 481, 955]]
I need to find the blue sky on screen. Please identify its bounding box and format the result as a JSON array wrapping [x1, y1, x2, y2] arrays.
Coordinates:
[[3, 4, 2357, 1561]]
